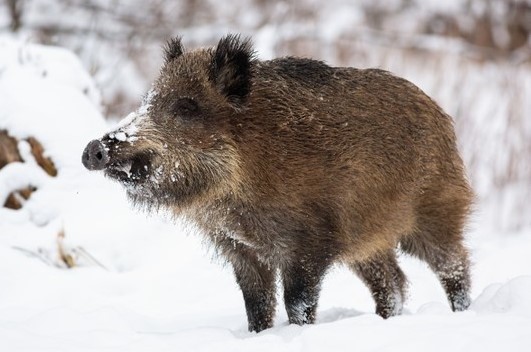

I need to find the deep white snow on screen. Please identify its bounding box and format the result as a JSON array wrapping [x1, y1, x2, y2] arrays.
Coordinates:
[[1, 37, 530, 352]]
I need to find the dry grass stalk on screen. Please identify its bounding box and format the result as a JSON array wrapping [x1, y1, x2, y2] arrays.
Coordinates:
[[57, 228, 76, 268]]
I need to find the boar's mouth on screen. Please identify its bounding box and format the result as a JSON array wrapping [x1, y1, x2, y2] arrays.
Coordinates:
[[104, 152, 152, 185]]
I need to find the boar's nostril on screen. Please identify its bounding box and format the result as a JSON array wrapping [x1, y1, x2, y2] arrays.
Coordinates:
[[82, 139, 108, 171]]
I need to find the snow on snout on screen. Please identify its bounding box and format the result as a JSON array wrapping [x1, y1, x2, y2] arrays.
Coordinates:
[[108, 111, 141, 143], [107, 89, 158, 144]]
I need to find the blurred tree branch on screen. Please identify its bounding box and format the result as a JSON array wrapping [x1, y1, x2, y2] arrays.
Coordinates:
[[6, 0, 24, 31]]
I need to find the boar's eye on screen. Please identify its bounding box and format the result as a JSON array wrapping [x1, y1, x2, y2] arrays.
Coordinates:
[[171, 97, 199, 118]]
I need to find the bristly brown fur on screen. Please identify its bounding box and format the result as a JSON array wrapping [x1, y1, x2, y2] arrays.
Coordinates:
[[210, 34, 255, 107], [85, 34, 474, 333], [163, 36, 185, 64]]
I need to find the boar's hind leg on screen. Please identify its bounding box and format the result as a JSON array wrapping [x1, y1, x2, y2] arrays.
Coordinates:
[[401, 194, 472, 312], [350, 250, 407, 318], [281, 254, 333, 326], [219, 240, 277, 333], [401, 234, 471, 312]]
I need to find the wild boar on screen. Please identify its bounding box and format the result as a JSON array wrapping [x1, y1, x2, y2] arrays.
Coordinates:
[[82, 35, 473, 332]]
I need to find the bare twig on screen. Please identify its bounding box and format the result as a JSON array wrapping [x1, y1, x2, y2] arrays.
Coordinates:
[[72, 247, 109, 271], [11, 246, 61, 268]]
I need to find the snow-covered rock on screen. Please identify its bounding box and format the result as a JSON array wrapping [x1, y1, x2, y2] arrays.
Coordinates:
[[0, 37, 106, 228]]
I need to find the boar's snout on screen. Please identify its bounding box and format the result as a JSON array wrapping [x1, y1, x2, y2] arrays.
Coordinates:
[[82, 139, 109, 171]]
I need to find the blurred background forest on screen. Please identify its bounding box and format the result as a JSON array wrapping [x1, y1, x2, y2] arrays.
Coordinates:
[[1, 0, 530, 232]]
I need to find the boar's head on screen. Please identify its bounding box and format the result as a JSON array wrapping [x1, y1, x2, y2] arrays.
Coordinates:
[[82, 35, 253, 209]]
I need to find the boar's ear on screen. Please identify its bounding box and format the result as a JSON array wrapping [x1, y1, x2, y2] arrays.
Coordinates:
[[163, 36, 184, 64], [210, 34, 255, 107]]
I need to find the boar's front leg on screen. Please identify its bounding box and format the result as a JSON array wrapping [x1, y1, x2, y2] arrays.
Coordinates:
[[281, 253, 333, 325], [218, 238, 277, 332]]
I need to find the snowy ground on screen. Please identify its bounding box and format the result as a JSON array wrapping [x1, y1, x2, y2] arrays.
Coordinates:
[[1, 38, 531, 352]]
